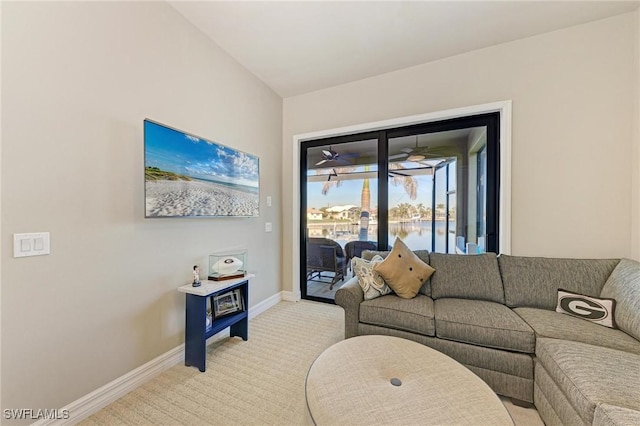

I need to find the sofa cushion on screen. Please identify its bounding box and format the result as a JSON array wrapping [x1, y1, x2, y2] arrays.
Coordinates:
[[515, 307, 640, 355], [535, 338, 640, 424], [363, 249, 432, 296], [498, 255, 619, 309], [434, 298, 535, 353], [594, 403, 640, 426], [359, 294, 435, 336], [555, 289, 617, 329], [429, 253, 505, 303], [600, 258, 640, 341], [374, 238, 435, 299]]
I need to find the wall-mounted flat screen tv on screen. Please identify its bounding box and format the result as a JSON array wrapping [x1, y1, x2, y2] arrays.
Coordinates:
[[144, 119, 259, 218]]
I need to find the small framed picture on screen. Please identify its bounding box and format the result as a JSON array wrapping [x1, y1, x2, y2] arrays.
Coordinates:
[[213, 289, 244, 319]]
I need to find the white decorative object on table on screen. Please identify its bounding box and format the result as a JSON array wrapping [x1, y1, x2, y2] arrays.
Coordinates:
[[212, 257, 243, 275], [209, 250, 247, 281]]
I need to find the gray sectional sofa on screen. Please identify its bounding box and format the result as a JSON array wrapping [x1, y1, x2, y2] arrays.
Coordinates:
[[335, 252, 640, 425]]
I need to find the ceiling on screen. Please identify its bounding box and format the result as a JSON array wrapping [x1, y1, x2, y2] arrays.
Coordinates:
[[168, 1, 639, 98]]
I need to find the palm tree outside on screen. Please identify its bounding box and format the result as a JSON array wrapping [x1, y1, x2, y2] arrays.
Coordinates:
[[359, 167, 371, 240], [317, 162, 419, 241]]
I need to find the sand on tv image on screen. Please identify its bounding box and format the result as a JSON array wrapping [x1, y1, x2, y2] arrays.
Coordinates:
[[144, 119, 260, 218]]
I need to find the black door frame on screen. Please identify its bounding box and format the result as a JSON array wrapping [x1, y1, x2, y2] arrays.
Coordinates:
[[300, 113, 500, 303], [300, 131, 380, 302]]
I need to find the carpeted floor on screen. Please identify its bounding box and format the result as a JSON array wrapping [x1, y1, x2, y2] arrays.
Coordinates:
[[81, 300, 542, 425]]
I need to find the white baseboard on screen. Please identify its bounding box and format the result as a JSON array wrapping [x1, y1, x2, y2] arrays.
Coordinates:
[[281, 290, 301, 302], [35, 292, 286, 425], [32, 345, 185, 426], [249, 291, 282, 318]]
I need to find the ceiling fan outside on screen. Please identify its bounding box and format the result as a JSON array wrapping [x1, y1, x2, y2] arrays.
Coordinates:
[[389, 137, 451, 162], [315, 146, 358, 166]]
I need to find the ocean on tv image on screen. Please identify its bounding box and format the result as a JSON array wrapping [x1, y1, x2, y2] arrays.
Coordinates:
[[144, 120, 259, 218]]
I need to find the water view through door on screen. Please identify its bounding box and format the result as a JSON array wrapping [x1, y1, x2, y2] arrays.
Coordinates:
[[300, 114, 499, 303], [304, 138, 379, 301]]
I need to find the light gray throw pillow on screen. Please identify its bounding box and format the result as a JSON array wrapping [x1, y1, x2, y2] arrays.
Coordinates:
[[352, 255, 392, 300]]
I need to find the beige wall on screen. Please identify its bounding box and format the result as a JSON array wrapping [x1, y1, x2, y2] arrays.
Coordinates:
[[2, 2, 639, 418], [633, 9, 640, 260], [0, 0, 4, 414], [1, 1, 282, 414], [283, 12, 639, 294]]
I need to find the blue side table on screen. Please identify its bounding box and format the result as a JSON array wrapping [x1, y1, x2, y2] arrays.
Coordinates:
[[178, 275, 253, 372]]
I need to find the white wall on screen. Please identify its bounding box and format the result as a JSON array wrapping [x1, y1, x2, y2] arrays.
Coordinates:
[[1, 1, 282, 415], [283, 12, 639, 294]]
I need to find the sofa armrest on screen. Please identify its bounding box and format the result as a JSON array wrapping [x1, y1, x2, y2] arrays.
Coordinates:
[[335, 277, 364, 339]]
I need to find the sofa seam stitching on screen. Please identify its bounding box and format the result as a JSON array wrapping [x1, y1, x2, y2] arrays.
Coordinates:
[[436, 318, 533, 335]]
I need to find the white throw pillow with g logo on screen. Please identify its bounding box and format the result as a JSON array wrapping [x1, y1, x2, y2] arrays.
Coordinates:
[[556, 289, 617, 328]]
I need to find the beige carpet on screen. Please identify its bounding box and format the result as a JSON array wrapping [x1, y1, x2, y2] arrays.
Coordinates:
[[81, 300, 542, 425]]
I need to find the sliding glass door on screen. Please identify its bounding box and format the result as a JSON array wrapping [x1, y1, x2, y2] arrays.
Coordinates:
[[302, 135, 379, 302], [300, 113, 499, 303]]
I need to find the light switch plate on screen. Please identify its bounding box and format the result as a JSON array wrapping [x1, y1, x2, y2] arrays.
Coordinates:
[[20, 239, 31, 252], [14, 232, 50, 258], [265, 222, 273, 232]]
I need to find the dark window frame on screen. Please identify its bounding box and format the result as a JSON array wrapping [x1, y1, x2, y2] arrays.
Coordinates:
[[300, 113, 500, 303]]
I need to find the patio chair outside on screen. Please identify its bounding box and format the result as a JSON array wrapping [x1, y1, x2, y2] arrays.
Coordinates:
[[306, 238, 347, 290], [344, 240, 380, 272]]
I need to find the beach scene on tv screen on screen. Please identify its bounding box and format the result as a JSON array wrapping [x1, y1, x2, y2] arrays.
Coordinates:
[[144, 121, 259, 217]]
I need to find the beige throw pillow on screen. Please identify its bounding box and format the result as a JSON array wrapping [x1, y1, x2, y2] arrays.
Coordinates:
[[352, 255, 392, 300], [374, 238, 435, 299]]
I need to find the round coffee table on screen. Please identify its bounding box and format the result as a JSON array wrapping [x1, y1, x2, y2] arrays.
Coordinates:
[[305, 335, 514, 425]]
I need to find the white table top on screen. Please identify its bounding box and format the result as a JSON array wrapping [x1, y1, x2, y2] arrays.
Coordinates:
[[177, 274, 254, 297], [306, 335, 513, 425]]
